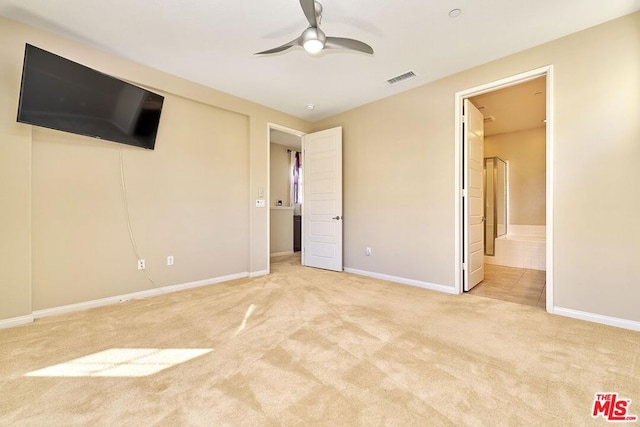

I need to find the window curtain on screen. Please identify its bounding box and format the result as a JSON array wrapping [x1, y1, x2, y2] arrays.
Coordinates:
[[290, 150, 301, 206]]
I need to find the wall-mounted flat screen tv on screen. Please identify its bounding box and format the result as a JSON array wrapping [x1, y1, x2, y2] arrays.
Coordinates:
[[17, 44, 163, 150]]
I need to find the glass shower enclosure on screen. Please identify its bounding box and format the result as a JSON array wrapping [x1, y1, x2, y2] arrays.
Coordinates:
[[484, 157, 507, 256]]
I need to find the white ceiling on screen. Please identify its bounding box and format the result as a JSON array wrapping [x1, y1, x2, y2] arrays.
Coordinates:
[[1, 0, 639, 122]]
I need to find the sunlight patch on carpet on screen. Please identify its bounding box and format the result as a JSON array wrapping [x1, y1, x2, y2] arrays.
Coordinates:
[[236, 304, 257, 335], [25, 348, 213, 377]]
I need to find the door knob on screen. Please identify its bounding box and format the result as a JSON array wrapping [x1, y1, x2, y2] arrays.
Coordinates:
[[332, 216, 341, 220]]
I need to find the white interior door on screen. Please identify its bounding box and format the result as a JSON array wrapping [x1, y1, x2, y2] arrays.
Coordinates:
[[464, 100, 485, 291], [302, 127, 343, 272]]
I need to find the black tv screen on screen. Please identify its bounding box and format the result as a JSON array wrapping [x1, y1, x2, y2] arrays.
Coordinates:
[[17, 44, 163, 150]]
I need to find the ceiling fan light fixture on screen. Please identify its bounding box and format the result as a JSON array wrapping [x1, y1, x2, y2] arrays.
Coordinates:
[[302, 27, 326, 54], [304, 38, 324, 54]]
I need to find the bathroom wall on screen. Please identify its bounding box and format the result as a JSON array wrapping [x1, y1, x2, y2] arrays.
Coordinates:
[[270, 143, 292, 207], [484, 127, 546, 225]]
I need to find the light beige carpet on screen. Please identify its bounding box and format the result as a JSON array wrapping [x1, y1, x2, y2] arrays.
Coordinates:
[[1, 254, 638, 426]]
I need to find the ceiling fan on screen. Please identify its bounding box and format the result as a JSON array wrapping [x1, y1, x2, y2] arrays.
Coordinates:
[[255, 0, 374, 56]]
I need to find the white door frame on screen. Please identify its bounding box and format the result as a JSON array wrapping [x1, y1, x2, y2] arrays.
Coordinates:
[[453, 65, 555, 313], [267, 122, 306, 273]]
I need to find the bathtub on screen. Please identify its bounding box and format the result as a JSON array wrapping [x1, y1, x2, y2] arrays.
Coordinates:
[[485, 225, 546, 271]]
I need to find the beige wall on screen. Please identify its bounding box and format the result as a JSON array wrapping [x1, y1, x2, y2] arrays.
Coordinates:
[[270, 208, 294, 254], [0, 16, 310, 320], [485, 128, 546, 226], [315, 12, 640, 322], [31, 98, 249, 309], [0, 116, 32, 320], [270, 143, 292, 207]]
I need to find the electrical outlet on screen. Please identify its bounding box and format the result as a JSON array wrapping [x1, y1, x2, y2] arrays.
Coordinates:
[[366, 247, 372, 256], [137, 259, 145, 270], [167, 255, 174, 266]]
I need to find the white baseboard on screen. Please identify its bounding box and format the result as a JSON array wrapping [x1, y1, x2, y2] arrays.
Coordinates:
[[270, 251, 294, 257], [344, 268, 457, 295], [0, 314, 34, 329], [33, 288, 162, 319], [553, 306, 640, 332], [161, 272, 248, 293], [32, 272, 250, 321], [249, 269, 269, 278]]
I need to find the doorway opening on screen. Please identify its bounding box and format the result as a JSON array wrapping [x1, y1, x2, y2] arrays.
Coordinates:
[[268, 124, 305, 272], [454, 66, 554, 313], [266, 124, 344, 272]]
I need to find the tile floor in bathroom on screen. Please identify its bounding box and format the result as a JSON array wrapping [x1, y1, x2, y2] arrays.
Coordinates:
[[468, 264, 546, 309]]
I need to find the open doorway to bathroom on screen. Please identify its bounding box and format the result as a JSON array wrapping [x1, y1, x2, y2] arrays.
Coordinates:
[[268, 125, 304, 269], [469, 77, 546, 308], [456, 67, 553, 311]]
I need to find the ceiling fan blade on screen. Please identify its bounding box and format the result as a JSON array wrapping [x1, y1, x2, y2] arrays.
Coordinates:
[[254, 37, 302, 55], [299, 0, 317, 28], [325, 37, 374, 55]]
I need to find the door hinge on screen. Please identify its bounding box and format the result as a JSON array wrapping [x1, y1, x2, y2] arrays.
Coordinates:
[[462, 189, 467, 197], [462, 262, 466, 270], [462, 115, 466, 124]]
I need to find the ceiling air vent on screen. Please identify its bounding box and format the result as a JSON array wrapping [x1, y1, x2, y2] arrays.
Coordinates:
[[386, 71, 417, 86], [484, 115, 496, 123]]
